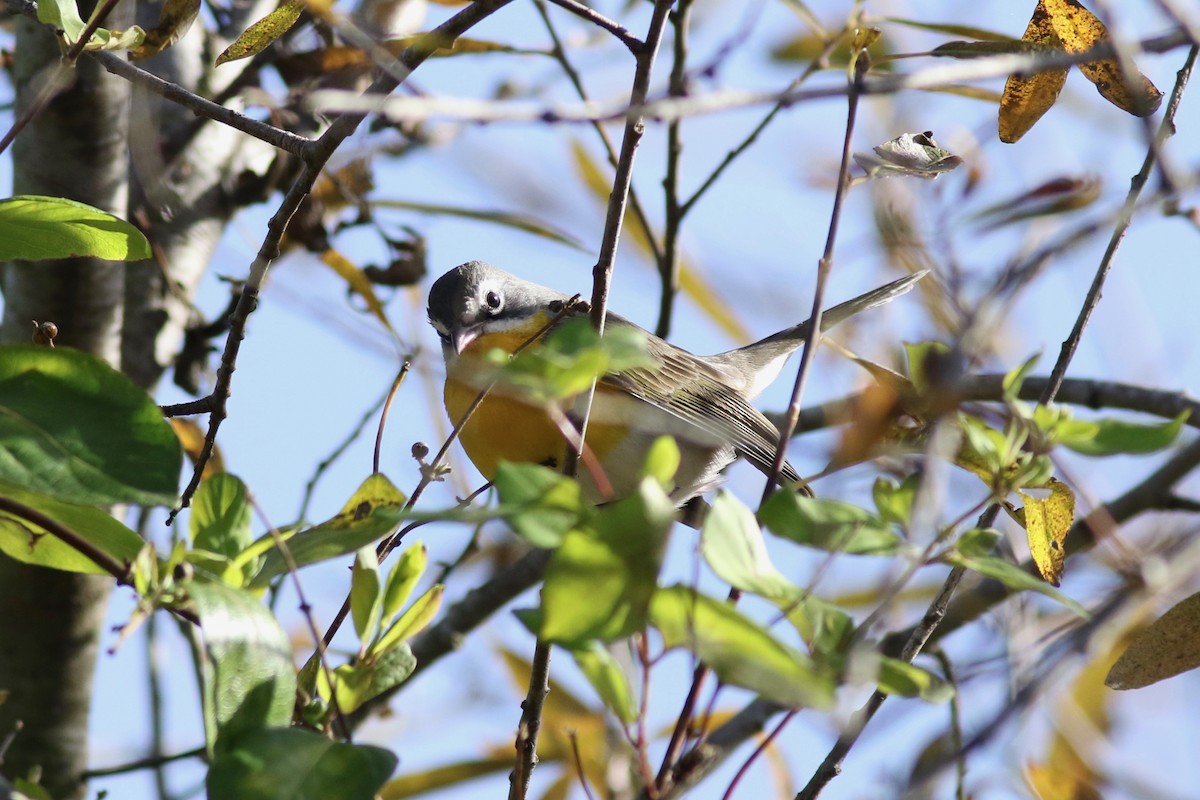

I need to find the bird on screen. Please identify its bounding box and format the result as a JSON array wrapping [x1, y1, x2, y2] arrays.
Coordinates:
[[427, 261, 924, 505]]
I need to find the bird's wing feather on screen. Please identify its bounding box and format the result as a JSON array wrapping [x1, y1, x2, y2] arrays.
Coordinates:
[[598, 316, 801, 485]]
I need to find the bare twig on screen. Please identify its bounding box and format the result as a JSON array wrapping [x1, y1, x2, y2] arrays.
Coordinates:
[[656, 0, 693, 338], [1040, 45, 1198, 405], [509, 640, 553, 800], [170, 0, 517, 514], [542, 0, 642, 53]]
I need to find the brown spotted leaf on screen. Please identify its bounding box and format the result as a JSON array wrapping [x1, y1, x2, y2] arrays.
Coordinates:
[[216, 0, 305, 66]]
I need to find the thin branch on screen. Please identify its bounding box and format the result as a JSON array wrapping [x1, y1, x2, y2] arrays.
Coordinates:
[[542, 0, 642, 53], [1040, 44, 1198, 404], [169, 0, 518, 513], [373, 363, 411, 475], [509, 640, 553, 800], [657, 0, 693, 338], [307, 28, 1193, 125], [81, 746, 205, 779], [760, 48, 866, 499]]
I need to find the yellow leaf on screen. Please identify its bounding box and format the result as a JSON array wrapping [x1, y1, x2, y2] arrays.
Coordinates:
[[1041, 0, 1162, 116], [1106, 592, 1200, 690], [999, 1, 1069, 142], [1000, 0, 1161, 142], [1017, 478, 1075, 586], [379, 758, 511, 798], [216, 0, 305, 66], [170, 418, 224, 477], [320, 247, 395, 333], [130, 0, 200, 59]]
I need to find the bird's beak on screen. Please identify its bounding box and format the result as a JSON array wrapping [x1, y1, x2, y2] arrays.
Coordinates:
[[450, 325, 481, 355]]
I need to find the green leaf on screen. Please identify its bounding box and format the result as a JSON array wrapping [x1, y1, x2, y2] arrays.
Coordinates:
[[351, 547, 383, 642], [319, 644, 417, 715], [497, 318, 655, 403], [373, 585, 443, 655], [650, 585, 835, 709], [493, 462, 587, 548], [0, 479, 144, 574], [0, 345, 181, 506], [872, 474, 919, 527], [1002, 352, 1041, 401], [904, 340, 953, 394], [539, 478, 673, 644], [570, 641, 637, 724], [944, 548, 1088, 618], [380, 542, 427, 624], [191, 474, 253, 559], [207, 728, 396, 800], [701, 491, 800, 601], [215, 0, 304, 66], [877, 657, 954, 702], [36, 0, 86, 45], [251, 473, 405, 587], [186, 582, 296, 754], [1057, 412, 1188, 456], [777, 594, 855, 659], [0, 196, 151, 261], [759, 493, 903, 556], [882, 17, 1017, 42], [641, 436, 681, 489]]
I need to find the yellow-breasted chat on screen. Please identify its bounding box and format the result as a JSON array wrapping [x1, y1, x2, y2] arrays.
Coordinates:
[[427, 261, 924, 504]]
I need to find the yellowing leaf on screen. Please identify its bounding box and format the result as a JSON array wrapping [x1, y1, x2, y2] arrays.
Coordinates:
[[1017, 478, 1075, 586], [170, 418, 225, 478], [130, 0, 200, 59], [1000, 0, 1162, 143], [1106, 592, 1200, 690], [1041, 0, 1162, 116], [216, 0, 305, 66], [999, 1, 1071, 142], [320, 247, 395, 333]]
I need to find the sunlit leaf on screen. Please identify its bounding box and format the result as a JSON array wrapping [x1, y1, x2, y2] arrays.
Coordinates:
[[0, 479, 144, 574], [701, 491, 800, 601], [884, 17, 1017, 42], [571, 641, 637, 724], [539, 479, 672, 644], [319, 644, 416, 714], [373, 585, 442, 654], [493, 462, 587, 548], [1055, 411, 1187, 456], [379, 758, 512, 799], [215, 0, 305, 66], [877, 657, 954, 702], [187, 581, 296, 753], [351, 546, 383, 641], [1016, 478, 1074, 586], [191, 474, 253, 560], [0, 345, 181, 506], [759, 493, 903, 556], [944, 544, 1087, 618], [0, 196, 151, 261], [650, 585, 835, 709], [251, 473, 406, 586], [380, 542, 427, 623], [320, 248, 395, 333]]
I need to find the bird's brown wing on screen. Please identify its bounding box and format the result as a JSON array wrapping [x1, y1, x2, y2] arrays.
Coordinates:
[[598, 317, 802, 485]]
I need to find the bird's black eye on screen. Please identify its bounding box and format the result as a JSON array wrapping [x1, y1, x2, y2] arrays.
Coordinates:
[[485, 290, 502, 311]]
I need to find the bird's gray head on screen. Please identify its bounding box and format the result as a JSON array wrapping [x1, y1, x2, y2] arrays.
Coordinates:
[[427, 261, 567, 355]]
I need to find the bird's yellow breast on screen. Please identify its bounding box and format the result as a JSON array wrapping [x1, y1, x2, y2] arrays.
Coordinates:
[[443, 326, 627, 482]]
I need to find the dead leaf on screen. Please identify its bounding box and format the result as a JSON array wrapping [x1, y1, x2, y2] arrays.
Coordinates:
[[216, 0, 305, 66], [1106, 592, 1200, 690], [130, 0, 200, 59]]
